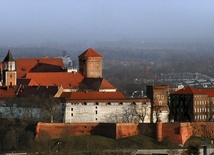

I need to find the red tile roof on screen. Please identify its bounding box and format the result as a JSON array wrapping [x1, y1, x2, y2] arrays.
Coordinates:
[[61, 91, 125, 100], [25, 72, 84, 89], [16, 58, 64, 78], [78, 48, 102, 58], [172, 86, 206, 95], [200, 88, 214, 97]]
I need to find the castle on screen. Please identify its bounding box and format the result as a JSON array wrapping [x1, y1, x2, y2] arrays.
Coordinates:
[[1, 48, 214, 145]]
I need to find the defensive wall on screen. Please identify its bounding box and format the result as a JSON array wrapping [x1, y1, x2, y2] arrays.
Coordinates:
[[36, 122, 214, 145]]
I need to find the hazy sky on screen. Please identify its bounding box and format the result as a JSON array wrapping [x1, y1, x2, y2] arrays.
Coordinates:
[[0, 0, 214, 46]]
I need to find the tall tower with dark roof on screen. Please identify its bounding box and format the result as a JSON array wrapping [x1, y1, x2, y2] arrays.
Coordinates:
[[78, 48, 103, 78], [3, 50, 17, 86]]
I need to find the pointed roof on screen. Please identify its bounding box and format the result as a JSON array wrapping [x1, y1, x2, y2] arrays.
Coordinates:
[[172, 86, 205, 95], [79, 48, 102, 58], [3, 50, 15, 62]]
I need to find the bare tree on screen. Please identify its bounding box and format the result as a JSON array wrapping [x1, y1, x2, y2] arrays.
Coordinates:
[[105, 103, 151, 123], [41, 96, 62, 123]]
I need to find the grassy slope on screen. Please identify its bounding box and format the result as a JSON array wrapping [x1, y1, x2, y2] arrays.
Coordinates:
[[39, 134, 180, 154]]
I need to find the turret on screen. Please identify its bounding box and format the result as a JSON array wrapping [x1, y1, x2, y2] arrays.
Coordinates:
[[78, 48, 103, 78], [3, 50, 17, 86]]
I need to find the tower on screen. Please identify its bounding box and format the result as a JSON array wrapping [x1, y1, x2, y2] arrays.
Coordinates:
[[3, 50, 17, 86], [78, 48, 103, 78]]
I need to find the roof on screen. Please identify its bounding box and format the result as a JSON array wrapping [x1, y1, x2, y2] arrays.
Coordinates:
[[25, 72, 84, 89], [18, 86, 59, 97], [16, 58, 64, 78], [0, 86, 18, 98], [3, 50, 15, 62], [172, 86, 206, 95], [79, 78, 116, 91], [200, 88, 214, 97], [17, 78, 38, 86], [61, 91, 126, 100], [78, 48, 102, 58]]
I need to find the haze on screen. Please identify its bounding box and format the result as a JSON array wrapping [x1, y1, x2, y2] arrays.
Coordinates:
[[0, 0, 214, 47]]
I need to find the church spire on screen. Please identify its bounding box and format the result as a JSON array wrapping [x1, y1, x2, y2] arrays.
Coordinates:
[[3, 49, 15, 62]]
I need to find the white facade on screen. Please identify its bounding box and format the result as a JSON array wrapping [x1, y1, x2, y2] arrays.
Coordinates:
[[63, 101, 152, 123]]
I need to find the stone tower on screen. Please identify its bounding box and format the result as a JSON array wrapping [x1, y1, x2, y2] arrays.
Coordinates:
[[78, 48, 103, 78], [3, 50, 17, 86]]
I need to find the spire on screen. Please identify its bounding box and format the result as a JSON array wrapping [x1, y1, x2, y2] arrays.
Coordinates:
[[3, 49, 15, 62]]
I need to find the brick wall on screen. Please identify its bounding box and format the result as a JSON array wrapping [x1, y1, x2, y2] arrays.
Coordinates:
[[36, 122, 214, 145]]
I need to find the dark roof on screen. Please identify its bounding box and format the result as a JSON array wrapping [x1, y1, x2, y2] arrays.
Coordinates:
[[3, 50, 15, 62], [79, 78, 116, 91], [61, 91, 125, 100], [18, 86, 59, 97]]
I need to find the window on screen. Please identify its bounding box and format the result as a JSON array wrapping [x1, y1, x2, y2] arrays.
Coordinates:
[[95, 110, 98, 114], [157, 95, 160, 99], [161, 95, 164, 99], [71, 108, 73, 111], [71, 113, 73, 116], [10, 74, 12, 78]]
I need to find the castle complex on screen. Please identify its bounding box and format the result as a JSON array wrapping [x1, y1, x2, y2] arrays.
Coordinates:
[[2, 48, 214, 145], [0, 48, 153, 123]]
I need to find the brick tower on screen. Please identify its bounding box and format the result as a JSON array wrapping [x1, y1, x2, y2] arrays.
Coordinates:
[[3, 50, 17, 86], [78, 48, 103, 78]]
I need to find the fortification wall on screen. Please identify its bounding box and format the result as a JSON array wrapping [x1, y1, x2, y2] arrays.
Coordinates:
[[36, 122, 116, 140], [192, 122, 214, 138], [36, 122, 214, 145], [116, 123, 139, 139]]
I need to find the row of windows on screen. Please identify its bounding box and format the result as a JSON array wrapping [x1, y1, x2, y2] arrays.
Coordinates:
[[69, 102, 141, 106], [157, 95, 164, 99], [194, 108, 209, 113], [194, 100, 207, 105], [195, 95, 206, 98], [195, 115, 208, 120]]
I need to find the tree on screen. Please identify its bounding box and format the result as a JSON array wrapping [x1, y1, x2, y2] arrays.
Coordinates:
[[105, 103, 151, 123], [41, 96, 62, 123]]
